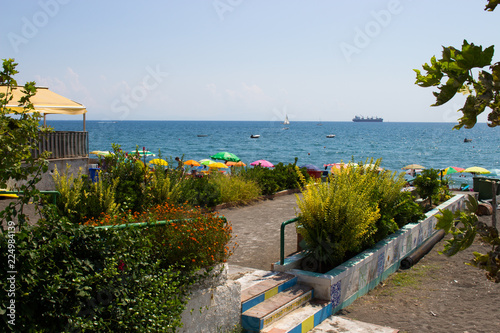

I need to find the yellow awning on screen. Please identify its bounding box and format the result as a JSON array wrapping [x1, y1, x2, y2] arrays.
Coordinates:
[[1, 86, 86, 115]]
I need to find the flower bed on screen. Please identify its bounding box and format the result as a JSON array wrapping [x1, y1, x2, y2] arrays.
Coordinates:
[[273, 194, 468, 313]]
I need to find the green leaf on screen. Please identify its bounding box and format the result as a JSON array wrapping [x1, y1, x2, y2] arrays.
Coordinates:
[[436, 209, 455, 233], [485, 0, 499, 11], [457, 41, 494, 69]]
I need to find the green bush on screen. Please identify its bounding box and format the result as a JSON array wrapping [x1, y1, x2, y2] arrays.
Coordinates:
[[84, 202, 235, 271], [0, 206, 198, 332], [392, 191, 426, 228], [52, 165, 120, 223], [296, 159, 422, 272], [209, 173, 261, 205], [238, 160, 307, 196], [147, 167, 182, 206], [362, 163, 411, 247], [413, 168, 442, 207], [100, 144, 149, 212], [296, 162, 381, 270], [177, 176, 222, 208]]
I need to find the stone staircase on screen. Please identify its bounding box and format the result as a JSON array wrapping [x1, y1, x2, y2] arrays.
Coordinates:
[[237, 271, 332, 333]]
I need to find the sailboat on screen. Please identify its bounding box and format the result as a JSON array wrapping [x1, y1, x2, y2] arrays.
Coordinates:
[[283, 114, 290, 125], [282, 114, 290, 129]]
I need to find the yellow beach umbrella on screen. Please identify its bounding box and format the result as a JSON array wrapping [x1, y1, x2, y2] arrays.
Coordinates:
[[208, 162, 229, 169], [90, 150, 113, 156], [149, 158, 168, 166], [463, 166, 490, 175], [402, 164, 425, 170]]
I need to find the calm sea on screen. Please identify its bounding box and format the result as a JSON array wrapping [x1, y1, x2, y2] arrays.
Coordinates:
[[46, 120, 500, 186]]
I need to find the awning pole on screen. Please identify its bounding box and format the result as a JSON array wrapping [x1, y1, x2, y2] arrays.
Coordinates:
[[83, 113, 86, 132], [43, 114, 46, 127]]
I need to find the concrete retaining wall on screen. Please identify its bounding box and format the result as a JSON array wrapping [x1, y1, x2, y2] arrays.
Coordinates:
[[272, 194, 469, 313], [180, 264, 241, 333], [6, 157, 89, 191]]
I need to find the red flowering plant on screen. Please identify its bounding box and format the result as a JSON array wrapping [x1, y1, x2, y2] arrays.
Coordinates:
[[84, 202, 235, 271]]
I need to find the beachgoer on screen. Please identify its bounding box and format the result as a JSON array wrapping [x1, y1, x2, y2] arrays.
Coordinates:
[[175, 157, 182, 170]]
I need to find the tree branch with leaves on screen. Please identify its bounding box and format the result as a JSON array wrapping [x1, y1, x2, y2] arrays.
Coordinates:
[[0, 58, 51, 228], [414, 1, 499, 129], [415, 1, 500, 282]]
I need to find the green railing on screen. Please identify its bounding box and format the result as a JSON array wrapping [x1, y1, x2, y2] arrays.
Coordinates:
[[94, 216, 228, 230], [0, 190, 60, 205], [280, 217, 299, 265]]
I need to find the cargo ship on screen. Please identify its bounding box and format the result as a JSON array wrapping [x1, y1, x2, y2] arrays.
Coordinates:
[[352, 115, 383, 122]]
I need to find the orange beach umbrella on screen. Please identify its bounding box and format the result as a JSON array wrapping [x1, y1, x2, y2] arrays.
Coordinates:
[[184, 160, 201, 167], [226, 161, 246, 167]]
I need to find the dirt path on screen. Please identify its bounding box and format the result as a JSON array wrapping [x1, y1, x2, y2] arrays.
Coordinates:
[[219, 193, 302, 270]]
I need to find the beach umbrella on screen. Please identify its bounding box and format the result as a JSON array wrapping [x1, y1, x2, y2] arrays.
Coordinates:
[[210, 151, 241, 162], [250, 159, 274, 168], [440, 166, 464, 176], [130, 150, 155, 157], [329, 163, 345, 172], [199, 159, 216, 166], [208, 162, 229, 169], [330, 162, 362, 173], [90, 150, 113, 156], [300, 164, 321, 171], [463, 166, 491, 175], [226, 161, 246, 167], [129, 149, 155, 165], [148, 158, 168, 166], [184, 160, 201, 167], [402, 164, 425, 170]]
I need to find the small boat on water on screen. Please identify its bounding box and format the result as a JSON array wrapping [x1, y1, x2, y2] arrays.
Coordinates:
[[197, 134, 208, 137], [283, 114, 290, 125], [326, 134, 336, 138], [464, 138, 472, 143], [250, 134, 260, 138]]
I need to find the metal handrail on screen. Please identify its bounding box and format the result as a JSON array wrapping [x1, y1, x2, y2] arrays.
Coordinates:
[[0, 190, 60, 205], [94, 216, 228, 230], [280, 217, 299, 265]]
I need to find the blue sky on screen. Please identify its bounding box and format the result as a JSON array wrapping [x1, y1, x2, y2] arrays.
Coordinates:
[[2, 0, 499, 122]]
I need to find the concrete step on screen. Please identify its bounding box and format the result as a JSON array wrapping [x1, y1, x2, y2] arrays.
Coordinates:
[[261, 299, 332, 333], [242, 284, 313, 332], [241, 272, 297, 313]]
